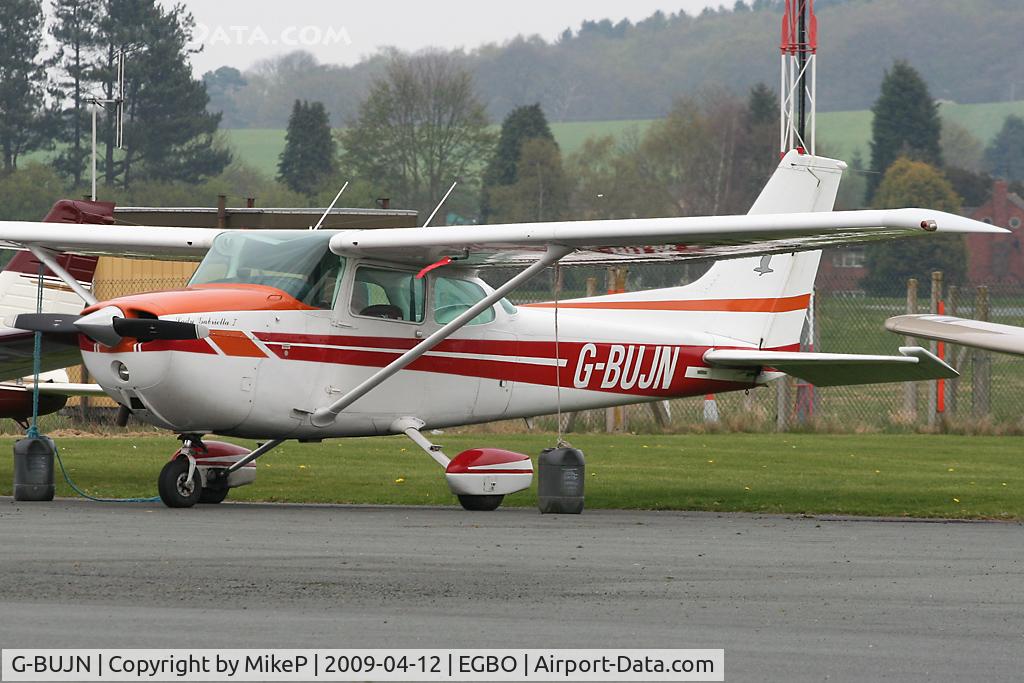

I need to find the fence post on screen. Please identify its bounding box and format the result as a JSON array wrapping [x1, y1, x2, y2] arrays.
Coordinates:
[[927, 271, 942, 427], [972, 286, 991, 418], [776, 376, 790, 432], [904, 278, 918, 420], [947, 285, 958, 416], [605, 267, 628, 433], [565, 277, 600, 434]]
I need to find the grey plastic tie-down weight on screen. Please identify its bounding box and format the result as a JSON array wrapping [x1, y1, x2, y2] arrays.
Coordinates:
[[537, 446, 585, 514], [13, 435, 56, 502]]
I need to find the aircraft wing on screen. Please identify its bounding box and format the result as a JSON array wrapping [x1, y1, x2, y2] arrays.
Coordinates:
[[33, 382, 108, 397], [886, 314, 1024, 356], [704, 346, 957, 387], [0, 222, 220, 260], [328, 208, 1006, 266]]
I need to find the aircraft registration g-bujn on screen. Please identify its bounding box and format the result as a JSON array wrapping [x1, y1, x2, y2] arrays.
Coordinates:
[[0, 151, 1008, 509]]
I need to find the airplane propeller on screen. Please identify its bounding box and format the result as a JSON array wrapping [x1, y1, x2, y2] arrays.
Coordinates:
[[9, 307, 209, 347]]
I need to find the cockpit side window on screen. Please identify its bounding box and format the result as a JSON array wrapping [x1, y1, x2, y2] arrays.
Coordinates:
[[351, 267, 425, 323], [433, 276, 495, 325], [301, 253, 346, 310]]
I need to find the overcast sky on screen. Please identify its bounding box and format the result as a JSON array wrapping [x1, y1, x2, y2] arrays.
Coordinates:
[[177, 0, 721, 75]]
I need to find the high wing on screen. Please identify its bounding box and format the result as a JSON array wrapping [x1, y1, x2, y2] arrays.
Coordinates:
[[886, 314, 1024, 356], [328, 207, 1005, 267], [0, 222, 219, 260], [704, 347, 957, 386]]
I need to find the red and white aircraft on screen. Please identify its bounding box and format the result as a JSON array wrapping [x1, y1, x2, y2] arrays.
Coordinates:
[[1, 152, 1007, 508]]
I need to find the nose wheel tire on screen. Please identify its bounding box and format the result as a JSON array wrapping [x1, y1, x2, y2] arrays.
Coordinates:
[[158, 457, 201, 508], [457, 494, 504, 511]]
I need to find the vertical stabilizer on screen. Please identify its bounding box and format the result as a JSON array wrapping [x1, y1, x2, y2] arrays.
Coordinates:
[[553, 151, 846, 350]]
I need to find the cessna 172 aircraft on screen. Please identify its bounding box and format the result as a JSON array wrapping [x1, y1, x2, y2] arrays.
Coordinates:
[[1, 151, 1008, 509]]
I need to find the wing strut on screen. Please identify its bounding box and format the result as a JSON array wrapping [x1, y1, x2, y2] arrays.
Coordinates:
[[310, 245, 572, 427], [27, 245, 98, 306]]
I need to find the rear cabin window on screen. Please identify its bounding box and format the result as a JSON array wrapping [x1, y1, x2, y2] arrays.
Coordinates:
[[433, 277, 495, 325], [351, 267, 425, 323]]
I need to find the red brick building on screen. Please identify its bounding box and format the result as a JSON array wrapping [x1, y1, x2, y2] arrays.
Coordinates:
[[966, 181, 1024, 285]]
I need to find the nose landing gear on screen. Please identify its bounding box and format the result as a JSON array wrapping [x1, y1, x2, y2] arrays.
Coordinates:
[[157, 435, 274, 508], [157, 455, 201, 508]]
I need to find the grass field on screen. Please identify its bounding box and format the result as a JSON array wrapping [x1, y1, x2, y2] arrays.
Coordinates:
[[3, 433, 1020, 519], [221, 100, 1024, 177]]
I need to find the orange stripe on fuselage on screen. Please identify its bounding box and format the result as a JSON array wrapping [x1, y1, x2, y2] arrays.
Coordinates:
[[208, 330, 266, 358], [525, 294, 811, 314]]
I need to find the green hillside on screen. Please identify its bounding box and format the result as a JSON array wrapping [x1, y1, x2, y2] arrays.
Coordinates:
[[223, 100, 1024, 177]]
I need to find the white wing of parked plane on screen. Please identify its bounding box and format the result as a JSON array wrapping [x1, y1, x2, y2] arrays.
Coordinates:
[[328, 207, 1005, 266], [0, 208, 1004, 266], [886, 314, 1024, 356], [0, 222, 219, 260]]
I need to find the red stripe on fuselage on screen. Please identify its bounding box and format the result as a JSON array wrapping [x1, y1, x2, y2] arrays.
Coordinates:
[[83, 333, 772, 397]]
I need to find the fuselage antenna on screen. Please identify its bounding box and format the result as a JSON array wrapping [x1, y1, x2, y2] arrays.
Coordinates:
[[311, 181, 350, 230], [422, 181, 458, 227]]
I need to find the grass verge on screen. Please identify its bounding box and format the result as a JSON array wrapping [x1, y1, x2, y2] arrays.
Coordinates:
[[0, 433, 1020, 519]]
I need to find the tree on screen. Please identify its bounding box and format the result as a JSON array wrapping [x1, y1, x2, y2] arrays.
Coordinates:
[[861, 158, 965, 296], [0, 0, 53, 173], [867, 61, 942, 199], [50, 0, 102, 187], [339, 51, 495, 218], [642, 91, 754, 217], [277, 100, 338, 197], [202, 66, 247, 130], [95, 0, 230, 189], [983, 115, 1024, 182], [940, 119, 983, 173], [481, 104, 559, 222], [743, 82, 778, 200], [487, 138, 568, 223], [0, 163, 66, 220]]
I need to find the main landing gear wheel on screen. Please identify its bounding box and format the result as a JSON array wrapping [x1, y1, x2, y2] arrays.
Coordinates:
[[158, 457, 201, 508], [458, 494, 504, 511]]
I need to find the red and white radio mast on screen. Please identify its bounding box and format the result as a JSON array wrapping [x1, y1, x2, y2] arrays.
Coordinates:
[[780, 0, 817, 155]]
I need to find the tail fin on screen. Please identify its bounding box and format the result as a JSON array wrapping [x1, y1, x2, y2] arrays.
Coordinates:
[[669, 151, 845, 349], [0, 199, 111, 319], [556, 151, 846, 350]]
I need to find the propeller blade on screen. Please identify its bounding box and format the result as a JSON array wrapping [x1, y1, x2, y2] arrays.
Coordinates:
[[112, 317, 209, 343], [7, 313, 80, 335]]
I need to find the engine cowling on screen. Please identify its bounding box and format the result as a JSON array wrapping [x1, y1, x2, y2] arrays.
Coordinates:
[[444, 448, 533, 497]]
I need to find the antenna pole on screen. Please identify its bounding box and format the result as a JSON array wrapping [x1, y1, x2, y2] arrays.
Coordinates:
[[90, 104, 97, 201], [780, 0, 817, 155], [422, 181, 458, 227], [89, 48, 129, 200], [311, 181, 349, 230]]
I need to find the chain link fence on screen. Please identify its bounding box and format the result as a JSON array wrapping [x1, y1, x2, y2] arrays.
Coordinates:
[[14, 259, 1024, 436]]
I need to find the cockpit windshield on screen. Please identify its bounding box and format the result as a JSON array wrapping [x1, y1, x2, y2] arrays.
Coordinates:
[[189, 231, 344, 308]]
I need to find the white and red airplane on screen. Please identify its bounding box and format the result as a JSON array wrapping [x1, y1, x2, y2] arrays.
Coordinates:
[[1, 152, 1008, 509]]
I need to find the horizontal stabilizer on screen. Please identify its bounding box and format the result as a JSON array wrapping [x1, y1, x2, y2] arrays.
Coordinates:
[[886, 314, 1024, 356], [703, 346, 957, 387]]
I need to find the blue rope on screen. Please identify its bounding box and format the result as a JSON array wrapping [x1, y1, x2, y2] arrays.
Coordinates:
[[27, 263, 43, 438], [25, 259, 158, 503], [53, 444, 160, 503]]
